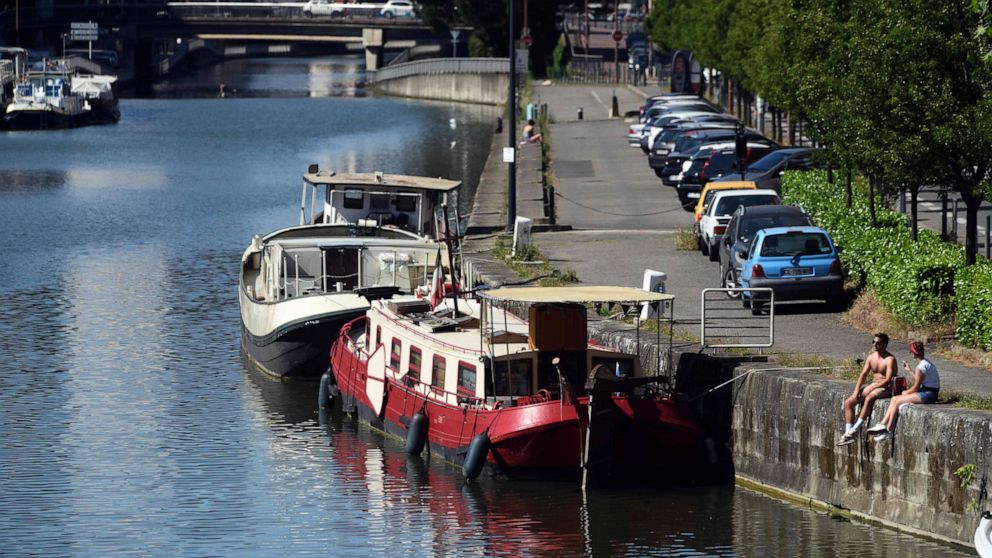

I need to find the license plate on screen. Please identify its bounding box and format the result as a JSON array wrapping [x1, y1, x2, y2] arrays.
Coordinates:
[[687, 192, 699, 199], [782, 267, 812, 276]]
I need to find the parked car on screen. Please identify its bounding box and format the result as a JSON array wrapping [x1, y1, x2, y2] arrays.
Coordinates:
[[697, 189, 780, 261], [679, 143, 780, 196], [693, 180, 758, 222], [639, 93, 706, 119], [738, 226, 844, 314], [655, 129, 770, 187], [717, 205, 814, 297], [649, 124, 746, 178], [640, 98, 720, 124], [712, 147, 824, 191], [643, 112, 738, 156], [380, 0, 416, 18]]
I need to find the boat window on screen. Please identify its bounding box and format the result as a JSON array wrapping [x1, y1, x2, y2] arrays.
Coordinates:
[[492, 359, 532, 396], [343, 189, 364, 209], [370, 194, 390, 211], [591, 356, 635, 378], [394, 194, 417, 212], [431, 355, 446, 389], [408, 347, 421, 382], [389, 339, 402, 370], [457, 361, 477, 396], [374, 326, 381, 349]]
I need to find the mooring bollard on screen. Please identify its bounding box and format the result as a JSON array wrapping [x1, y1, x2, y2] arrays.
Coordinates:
[[577, 107, 583, 120]]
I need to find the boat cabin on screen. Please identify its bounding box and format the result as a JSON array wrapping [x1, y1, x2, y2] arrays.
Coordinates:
[[360, 295, 653, 409], [301, 166, 462, 239], [246, 231, 445, 302]]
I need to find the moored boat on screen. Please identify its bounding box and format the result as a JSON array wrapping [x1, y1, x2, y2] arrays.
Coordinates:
[[329, 285, 707, 485], [239, 167, 461, 380], [3, 57, 120, 130]]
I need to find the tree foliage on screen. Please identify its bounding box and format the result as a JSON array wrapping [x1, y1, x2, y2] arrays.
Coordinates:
[[647, 0, 992, 264]]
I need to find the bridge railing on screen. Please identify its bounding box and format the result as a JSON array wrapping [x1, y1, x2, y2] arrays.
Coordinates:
[[371, 58, 509, 83]]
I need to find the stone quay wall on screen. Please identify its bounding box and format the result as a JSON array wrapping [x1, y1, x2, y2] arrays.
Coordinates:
[[369, 58, 510, 105]]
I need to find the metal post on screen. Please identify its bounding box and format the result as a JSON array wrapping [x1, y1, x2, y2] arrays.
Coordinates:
[[940, 194, 948, 239], [951, 198, 959, 241], [985, 215, 992, 260], [898, 188, 905, 213], [506, 0, 517, 232], [986, 214, 990, 260]]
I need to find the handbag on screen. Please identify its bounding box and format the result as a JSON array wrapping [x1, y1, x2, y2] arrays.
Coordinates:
[[892, 376, 907, 395]]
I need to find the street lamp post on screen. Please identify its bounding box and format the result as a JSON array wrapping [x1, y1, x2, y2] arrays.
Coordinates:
[[506, 0, 517, 232]]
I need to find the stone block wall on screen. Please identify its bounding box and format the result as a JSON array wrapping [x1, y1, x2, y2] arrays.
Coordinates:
[[733, 368, 991, 545]]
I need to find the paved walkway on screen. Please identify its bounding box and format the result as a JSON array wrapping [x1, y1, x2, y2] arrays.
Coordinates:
[[526, 83, 992, 397]]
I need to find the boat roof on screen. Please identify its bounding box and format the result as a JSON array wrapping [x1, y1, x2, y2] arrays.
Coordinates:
[[478, 286, 674, 304], [303, 171, 461, 193]]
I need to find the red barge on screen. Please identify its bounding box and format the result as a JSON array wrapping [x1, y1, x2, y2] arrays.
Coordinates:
[[329, 286, 706, 485]]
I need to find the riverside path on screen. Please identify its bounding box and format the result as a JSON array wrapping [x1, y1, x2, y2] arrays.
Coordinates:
[[526, 82, 992, 397]]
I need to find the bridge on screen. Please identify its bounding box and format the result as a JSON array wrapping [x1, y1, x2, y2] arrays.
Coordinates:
[[0, 2, 470, 77]]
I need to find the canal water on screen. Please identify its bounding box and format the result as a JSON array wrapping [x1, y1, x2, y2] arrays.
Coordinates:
[[0, 56, 972, 557]]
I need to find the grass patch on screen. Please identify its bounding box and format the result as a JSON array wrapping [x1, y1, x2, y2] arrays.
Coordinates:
[[491, 235, 578, 287], [939, 391, 992, 411], [841, 289, 956, 342], [675, 228, 697, 251], [770, 352, 862, 380], [934, 343, 992, 371]]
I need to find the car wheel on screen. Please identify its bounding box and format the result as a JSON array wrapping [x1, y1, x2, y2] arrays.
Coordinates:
[[707, 241, 719, 262], [700, 237, 709, 255], [654, 169, 664, 178], [384, 11, 395, 18], [724, 267, 740, 298]]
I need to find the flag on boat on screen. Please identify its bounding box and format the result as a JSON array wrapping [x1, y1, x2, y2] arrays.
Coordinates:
[[429, 250, 445, 309]]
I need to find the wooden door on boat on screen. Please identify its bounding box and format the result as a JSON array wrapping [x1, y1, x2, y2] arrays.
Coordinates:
[[366, 346, 387, 417]]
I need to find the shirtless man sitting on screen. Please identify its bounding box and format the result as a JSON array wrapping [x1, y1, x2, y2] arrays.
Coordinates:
[[837, 332, 896, 446]]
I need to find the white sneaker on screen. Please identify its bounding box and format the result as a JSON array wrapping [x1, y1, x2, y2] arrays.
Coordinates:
[[873, 431, 893, 442], [836, 434, 855, 447], [866, 423, 887, 435]]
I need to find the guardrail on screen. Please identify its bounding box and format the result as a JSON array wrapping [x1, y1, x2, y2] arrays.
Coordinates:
[[370, 57, 509, 83], [700, 287, 775, 349]]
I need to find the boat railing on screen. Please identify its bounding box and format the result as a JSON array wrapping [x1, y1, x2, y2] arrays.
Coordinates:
[[380, 307, 483, 355], [340, 319, 488, 408]]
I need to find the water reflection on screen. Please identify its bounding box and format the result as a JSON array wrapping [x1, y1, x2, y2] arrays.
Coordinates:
[[0, 169, 68, 193]]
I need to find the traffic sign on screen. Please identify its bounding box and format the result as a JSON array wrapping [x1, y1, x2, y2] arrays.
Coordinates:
[[612, 29, 623, 42], [70, 21, 98, 42]]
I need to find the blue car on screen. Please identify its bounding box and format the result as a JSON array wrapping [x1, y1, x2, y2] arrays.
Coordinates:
[[738, 226, 844, 314]]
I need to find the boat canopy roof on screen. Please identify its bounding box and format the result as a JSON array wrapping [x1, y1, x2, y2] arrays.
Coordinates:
[[304, 171, 461, 193], [478, 286, 675, 304]]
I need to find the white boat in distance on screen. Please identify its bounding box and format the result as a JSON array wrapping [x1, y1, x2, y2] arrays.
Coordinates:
[[3, 57, 119, 130], [239, 166, 461, 380]]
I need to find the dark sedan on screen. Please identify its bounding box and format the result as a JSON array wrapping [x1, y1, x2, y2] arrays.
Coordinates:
[[711, 147, 824, 192]]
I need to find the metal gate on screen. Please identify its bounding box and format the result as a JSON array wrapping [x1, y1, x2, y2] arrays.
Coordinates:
[[700, 287, 774, 349]]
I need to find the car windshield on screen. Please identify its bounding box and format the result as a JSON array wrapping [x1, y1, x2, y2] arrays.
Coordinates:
[[760, 232, 831, 257], [747, 150, 795, 172], [714, 195, 778, 216], [739, 213, 811, 241]]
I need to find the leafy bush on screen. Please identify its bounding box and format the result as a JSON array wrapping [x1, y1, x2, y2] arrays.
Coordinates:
[[781, 171, 966, 327], [955, 262, 992, 350]]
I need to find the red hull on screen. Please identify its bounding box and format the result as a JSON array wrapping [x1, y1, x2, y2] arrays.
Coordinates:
[[330, 320, 705, 476]]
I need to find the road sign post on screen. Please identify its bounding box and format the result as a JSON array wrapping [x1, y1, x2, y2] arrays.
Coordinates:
[[70, 21, 98, 58], [449, 29, 460, 58]]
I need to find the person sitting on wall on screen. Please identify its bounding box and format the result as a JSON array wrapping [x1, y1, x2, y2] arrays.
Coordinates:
[[866, 341, 940, 442], [837, 332, 896, 446], [520, 119, 543, 144]]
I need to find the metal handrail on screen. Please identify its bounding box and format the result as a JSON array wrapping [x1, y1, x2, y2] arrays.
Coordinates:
[[700, 287, 775, 348]]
